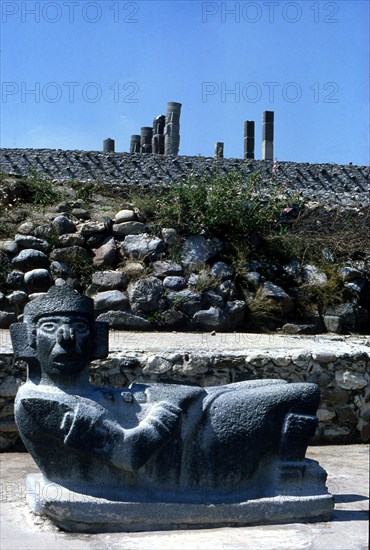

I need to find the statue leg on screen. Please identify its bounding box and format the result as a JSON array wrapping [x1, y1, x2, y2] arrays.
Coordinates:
[[183, 382, 320, 494]]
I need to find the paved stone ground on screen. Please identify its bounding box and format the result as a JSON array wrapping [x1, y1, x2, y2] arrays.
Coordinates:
[[1, 330, 369, 355], [106, 331, 370, 354], [0, 446, 368, 550], [1, 331, 369, 548]]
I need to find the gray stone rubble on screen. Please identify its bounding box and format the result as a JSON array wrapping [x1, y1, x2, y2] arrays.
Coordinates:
[[0, 200, 369, 335]]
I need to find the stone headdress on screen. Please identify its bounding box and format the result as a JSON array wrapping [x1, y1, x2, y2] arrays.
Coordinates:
[[10, 285, 108, 363], [23, 285, 95, 323]]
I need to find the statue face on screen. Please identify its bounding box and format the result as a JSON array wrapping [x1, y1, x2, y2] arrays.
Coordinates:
[[35, 314, 92, 376]]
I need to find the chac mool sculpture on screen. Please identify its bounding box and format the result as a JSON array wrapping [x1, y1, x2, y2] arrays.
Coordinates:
[[11, 285, 334, 532]]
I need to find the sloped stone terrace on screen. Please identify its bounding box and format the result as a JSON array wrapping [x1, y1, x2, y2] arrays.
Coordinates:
[[1, 148, 369, 207]]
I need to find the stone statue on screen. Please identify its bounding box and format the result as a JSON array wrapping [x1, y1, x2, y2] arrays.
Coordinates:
[[11, 285, 333, 532], [164, 102, 181, 156]]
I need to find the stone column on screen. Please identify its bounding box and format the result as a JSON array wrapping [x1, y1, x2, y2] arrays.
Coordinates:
[[140, 127, 153, 154], [244, 121, 255, 159], [215, 142, 224, 158], [262, 111, 274, 161], [152, 115, 165, 154], [153, 115, 165, 135], [164, 102, 182, 156], [103, 138, 115, 153], [130, 135, 141, 153]]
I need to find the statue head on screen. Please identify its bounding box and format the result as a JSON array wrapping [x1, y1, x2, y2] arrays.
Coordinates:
[[10, 285, 109, 383]]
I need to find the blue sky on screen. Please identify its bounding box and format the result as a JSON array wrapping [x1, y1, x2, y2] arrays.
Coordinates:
[[1, 0, 369, 165]]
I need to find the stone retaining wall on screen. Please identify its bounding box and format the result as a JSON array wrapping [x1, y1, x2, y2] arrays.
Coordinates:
[[1, 149, 369, 207], [1, 336, 369, 450]]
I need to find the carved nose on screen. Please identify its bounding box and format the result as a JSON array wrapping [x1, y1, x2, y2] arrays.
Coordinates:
[[57, 325, 75, 345]]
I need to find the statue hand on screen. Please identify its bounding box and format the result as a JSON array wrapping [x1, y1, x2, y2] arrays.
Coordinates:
[[61, 403, 108, 452], [142, 401, 182, 438], [110, 401, 182, 471]]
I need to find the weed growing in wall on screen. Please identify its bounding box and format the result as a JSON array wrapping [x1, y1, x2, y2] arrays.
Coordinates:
[[67, 255, 95, 288], [296, 266, 344, 316], [25, 167, 61, 206], [195, 268, 221, 292], [70, 180, 106, 203]]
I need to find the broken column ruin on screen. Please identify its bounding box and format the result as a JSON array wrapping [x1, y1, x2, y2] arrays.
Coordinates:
[[130, 135, 141, 153], [244, 121, 255, 160], [103, 138, 115, 153], [164, 102, 182, 156], [140, 127, 153, 154], [152, 115, 165, 154], [262, 111, 274, 161], [215, 142, 224, 158]]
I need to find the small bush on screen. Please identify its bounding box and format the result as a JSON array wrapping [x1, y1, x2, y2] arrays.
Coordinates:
[[195, 268, 220, 292], [71, 180, 103, 202], [68, 255, 94, 288], [244, 291, 282, 331], [267, 206, 370, 263], [157, 170, 290, 246], [296, 267, 344, 316], [25, 168, 61, 206], [128, 193, 159, 220]]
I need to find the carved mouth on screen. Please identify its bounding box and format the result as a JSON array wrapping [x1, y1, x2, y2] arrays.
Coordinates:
[[52, 353, 81, 364]]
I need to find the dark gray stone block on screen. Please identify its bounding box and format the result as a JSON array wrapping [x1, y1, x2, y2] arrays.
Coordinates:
[[181, 236, 222, 271], [103, 138, 115, 153], [14, 234, 50, 253], [121, 234, 165, 260], [96, 310, 151, 330], [210, 261, 235, 280], [12, 249, 50, 271], [93, 290, 129, 312], [24, 269, 53, 292], [91, 271, 127, 291], [193, 306, 225, 329], [130, 135, 141, 153], [141, 127, 153, 154], [163, 276, 187, 290], [152, 261, 183, 278], [26, 473, 333, 532], [52, 215, 76, 235]]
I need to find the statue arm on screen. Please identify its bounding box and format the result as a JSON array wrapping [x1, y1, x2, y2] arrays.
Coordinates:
[[108, 401, 181, 471], [62, 400, 182, 472]]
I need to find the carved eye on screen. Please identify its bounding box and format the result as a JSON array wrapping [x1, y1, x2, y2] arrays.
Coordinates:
[[39, 321, 57, 333], [73, 321, 89, 334]]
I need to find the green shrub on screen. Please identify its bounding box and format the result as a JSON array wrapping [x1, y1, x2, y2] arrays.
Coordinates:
[[157, 171, 289, 246], [68, 255, 94, 288], [25, 167, 61, 206], [71, 180, 103, 202], [128, 193, 159, 220], [296, 267, 344, 316], [195, 268, 220, 292]]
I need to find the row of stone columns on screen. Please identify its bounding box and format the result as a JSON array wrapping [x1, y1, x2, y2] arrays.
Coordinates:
[[128, 102, 182, 156], [214, 111, 274, 160], [104, 108, 274, 160], [242, 111, 274, 161]]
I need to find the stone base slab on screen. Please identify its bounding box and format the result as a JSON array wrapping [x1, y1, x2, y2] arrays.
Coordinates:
[[26, 474, 334, 533]]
